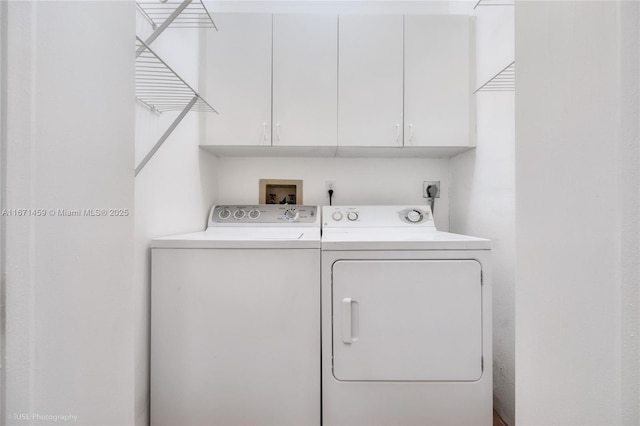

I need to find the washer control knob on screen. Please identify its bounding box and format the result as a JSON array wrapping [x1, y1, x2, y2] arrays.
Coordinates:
[[347, 211, 359, 221], [218, 208, 231, 220], [332, 211, 343, 221], [248, 209, 260, 219], [233, 209, 246, 220], [283, 208, 299, 221], [406, 210, 423, 223]]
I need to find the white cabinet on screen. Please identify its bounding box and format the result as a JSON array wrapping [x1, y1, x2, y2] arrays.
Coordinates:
[[405, 16, 474, 147], [272, 15, 338, 147], [338, 15, 404, 148], [204, 14, 272, 146], [338, 14, 474, 154], [202, 13, 475, 158]]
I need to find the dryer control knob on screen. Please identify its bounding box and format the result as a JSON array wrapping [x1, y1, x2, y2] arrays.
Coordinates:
[[218, 208, 231, 220], [283, 208, 299, 221], [332, 211, 343, 221], [347, 211, 359, 221], [406, 210, 423, 223], [233, 209, 246, 220]]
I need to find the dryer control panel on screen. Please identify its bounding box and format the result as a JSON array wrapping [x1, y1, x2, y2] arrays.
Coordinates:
[[323, 206, 435, 228], [209, 205, 319, 226]]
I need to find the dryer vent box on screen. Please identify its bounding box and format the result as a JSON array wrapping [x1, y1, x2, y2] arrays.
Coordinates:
[[259, 179, 303, 205]]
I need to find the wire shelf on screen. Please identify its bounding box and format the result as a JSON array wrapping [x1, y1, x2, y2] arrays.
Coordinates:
[[135, 37, 217, 114], [474, 61, 515, 93], [137, 0, 217, 30]]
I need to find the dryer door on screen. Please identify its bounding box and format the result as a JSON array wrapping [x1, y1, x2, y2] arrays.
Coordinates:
[[332, 259, 482, 381]]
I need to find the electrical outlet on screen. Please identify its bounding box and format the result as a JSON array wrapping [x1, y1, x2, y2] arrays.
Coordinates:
[[423, 181, 440, 198], [326, 181, 336, 194]]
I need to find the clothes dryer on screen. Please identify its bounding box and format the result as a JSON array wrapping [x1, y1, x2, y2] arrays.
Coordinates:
[[321, 205, 492, 426]]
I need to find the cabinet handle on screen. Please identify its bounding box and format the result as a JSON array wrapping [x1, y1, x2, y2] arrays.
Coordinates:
[[275, 123, 281, 144], [408, 124, 414, 144], [262, 122, 267, 144], [395, 123, 400, 144]]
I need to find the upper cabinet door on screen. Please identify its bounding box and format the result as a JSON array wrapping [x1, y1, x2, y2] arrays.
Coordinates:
[[273, 15, 338, 147], [338, 15, 404, 147], [404, 16, 474, 147], [204, 14, 272, 146]]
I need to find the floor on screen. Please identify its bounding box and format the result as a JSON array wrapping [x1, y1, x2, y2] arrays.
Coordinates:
[[493, 410, 509, 426]]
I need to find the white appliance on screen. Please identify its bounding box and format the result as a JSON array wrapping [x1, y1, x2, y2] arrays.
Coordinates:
[[321, 205, 492, 426], [151, 205, 321, 426]]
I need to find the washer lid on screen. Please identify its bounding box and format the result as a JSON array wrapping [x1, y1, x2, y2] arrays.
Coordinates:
[[322, 228, 490, 250], [152, 227, 321, 249]]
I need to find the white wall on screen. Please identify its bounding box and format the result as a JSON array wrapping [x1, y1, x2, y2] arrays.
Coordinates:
[[0, 0, 7, 420], [450, 3, 515, 425], [3, 1, 135, 425], [134, 12, 219, 426], [515, 1, 640, 424], [216, 157, 450, 230], [475, 3, 513, 89], [450, 91, 514, 425], [619, 3, 640, 422]]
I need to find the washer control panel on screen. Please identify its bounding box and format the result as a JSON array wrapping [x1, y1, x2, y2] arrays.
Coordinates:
[[210, 205, 318, 225], [323, 206, 435, 228]]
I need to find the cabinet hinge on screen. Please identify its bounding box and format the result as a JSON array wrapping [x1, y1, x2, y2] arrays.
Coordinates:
[[481, 356, 484, 371], [481, 271, 483, 286]]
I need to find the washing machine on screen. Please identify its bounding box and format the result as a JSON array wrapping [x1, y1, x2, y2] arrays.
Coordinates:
[[321, 205, 492, 426], [151, 205, 320, 426]]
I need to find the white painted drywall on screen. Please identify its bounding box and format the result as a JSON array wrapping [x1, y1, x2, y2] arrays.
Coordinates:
[[619, 3, 640, 423], [450, 92, 514, 424], [3, 1, 135, 424], [0, 0, 7, 420], [215, 157, 450, 230], [134, 12, 219, 426], [450, 3, 515, 424], [475, 4, 514, 90], [516, 1, 640, 424]]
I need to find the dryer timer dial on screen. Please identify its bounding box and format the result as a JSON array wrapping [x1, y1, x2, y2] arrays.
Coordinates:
[[406, 210, 424, 223]]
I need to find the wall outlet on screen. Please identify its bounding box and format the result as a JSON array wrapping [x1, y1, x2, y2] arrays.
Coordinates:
[[326, 181, 336, 194], [423, 181, 440, 198]]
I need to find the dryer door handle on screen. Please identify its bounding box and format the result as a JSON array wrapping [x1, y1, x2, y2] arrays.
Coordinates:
[[341, 298, 359, 344]]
